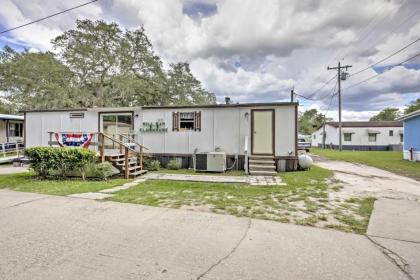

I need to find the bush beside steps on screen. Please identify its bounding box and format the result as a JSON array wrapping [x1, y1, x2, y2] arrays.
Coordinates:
[[24, 147, 118, 180]]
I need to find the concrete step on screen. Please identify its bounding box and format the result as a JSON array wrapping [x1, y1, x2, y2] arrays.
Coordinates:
[[249, 170, 277, 176], [249, 155, 275, 159], [249, 159, 275, 165], [249, 164, 276, 170]]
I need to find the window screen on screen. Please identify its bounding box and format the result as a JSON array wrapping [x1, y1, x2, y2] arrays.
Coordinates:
[[368, 133, 377, 142], [344, 133, 352, 141]]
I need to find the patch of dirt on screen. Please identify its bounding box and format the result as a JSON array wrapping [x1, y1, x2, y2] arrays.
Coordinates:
[[180, 204, 213, 212]]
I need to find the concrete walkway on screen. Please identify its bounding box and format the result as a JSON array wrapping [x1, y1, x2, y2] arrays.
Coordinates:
[[68, 173, 285, 200], [367, 198, 420, 279], [0, 189, 408, 280], [145, 172, 286, 186], [0, 164, 29, 174]]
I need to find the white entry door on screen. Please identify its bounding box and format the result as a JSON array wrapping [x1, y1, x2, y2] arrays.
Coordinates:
[[252, 110, 274, 155]]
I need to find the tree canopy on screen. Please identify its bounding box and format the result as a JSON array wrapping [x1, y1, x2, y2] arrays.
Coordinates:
[[0, 20, 215, 113], [298, 109, 330, 135], [405, 98, 420, 114], [369, 108, 401, 121]]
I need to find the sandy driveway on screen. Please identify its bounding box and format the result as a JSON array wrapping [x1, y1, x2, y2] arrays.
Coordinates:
[[314, 156, 420, 201]]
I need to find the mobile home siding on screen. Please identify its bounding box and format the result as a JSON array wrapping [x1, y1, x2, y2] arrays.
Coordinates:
[[402, 115, 420, 161]]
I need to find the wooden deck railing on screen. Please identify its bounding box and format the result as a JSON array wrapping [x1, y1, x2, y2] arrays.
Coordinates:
[[48, 132, 148, 179]]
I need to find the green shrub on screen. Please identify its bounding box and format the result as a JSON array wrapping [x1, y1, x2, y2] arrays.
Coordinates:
[[94, 162, 115, 180], [145, 159, 160, 171], [167, 159, 181, 170], [24, 147, 97, 179]]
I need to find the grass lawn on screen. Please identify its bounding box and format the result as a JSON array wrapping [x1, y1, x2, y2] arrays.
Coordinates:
[[0, 172, 130, 196], [109, 166, 375, 234], [311, 147, 420, 180], [155, 168, 246, 176]]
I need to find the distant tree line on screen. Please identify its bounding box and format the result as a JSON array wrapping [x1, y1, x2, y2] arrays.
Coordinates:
[[369, 99, 420, 121], [0, 20, 216, 113]]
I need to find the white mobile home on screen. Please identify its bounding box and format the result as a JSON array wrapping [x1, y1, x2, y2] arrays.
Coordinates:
[[0, 114, 24, 153], [311, 121, 403, 151], [25, 102, 299, 173]]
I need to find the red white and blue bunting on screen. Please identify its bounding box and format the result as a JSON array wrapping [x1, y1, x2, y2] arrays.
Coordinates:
[[54, 133, 93, 148]]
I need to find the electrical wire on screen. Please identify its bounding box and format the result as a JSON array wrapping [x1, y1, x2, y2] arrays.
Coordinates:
[[0, 0, 99, 35], [350, 38, 420, 77], [360, 6, 420, 55], [294, 74, 337, 101], [345, 51, 420, 90]]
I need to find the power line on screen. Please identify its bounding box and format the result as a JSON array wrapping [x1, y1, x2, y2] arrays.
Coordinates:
[[350, 38, 420, 77], [294, 74, 337, 101], [360, 6, 420, 55], [345, 51, 420, 90], [0, 0, 99, 35]]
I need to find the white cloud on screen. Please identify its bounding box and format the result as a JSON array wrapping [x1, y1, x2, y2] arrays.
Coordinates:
[[0, 0, 419, 120]]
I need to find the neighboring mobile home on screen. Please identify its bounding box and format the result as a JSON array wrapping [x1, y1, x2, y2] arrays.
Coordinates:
[[0, 114, 24, 149], [398, 109, 420, 162], [311, 121, 403, 151], [25, 102, 299, 173]]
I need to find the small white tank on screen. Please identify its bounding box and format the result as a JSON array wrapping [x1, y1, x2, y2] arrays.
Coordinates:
[[298, 154, 313, 169]]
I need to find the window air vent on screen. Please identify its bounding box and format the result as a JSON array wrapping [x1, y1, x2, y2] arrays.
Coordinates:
[[70, 112, 85, 118]]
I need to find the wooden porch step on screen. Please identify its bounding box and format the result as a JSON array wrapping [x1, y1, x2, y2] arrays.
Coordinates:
[[122, 165, 143, 172], [109, 157, 137, 163], [105, 154, 125, 160], [129, 169, 148, 177], [115, 161, 138, 167], [249, 170, 277, 176]]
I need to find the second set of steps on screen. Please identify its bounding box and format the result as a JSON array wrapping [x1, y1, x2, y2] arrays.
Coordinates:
[[105, 154, 147, 178], [248, 155, 277, 176]]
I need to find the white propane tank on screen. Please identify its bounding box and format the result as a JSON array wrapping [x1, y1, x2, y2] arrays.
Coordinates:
[[298, 154, 313, 169]]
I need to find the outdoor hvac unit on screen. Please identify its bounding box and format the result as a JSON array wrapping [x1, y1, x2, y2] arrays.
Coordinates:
[[195, 152, 226, 172]]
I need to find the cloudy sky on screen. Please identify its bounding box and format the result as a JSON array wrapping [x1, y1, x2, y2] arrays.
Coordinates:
[[0, 0, 419, 120]]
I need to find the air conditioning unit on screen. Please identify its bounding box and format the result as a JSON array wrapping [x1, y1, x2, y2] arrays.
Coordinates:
[[194, 152, 226, 172]]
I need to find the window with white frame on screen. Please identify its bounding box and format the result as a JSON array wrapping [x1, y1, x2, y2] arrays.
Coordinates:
[[344, 133, 352, 141], [368, 133, 377, 142]]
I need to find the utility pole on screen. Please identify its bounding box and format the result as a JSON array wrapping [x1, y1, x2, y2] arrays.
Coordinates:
[[322, 114, 326, 149], [327, 62, 352, 151], [290, 89, 294, 102]]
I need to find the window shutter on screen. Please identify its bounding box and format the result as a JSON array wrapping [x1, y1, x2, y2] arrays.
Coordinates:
[[172, 112, 179, 131], [195, 111, 201, 131]]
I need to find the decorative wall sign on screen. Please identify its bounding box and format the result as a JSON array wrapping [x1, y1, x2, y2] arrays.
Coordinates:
[[140, 119, 168, 132]]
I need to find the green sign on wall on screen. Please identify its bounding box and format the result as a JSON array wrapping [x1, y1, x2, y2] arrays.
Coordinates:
[[140, 119, 167, 132]]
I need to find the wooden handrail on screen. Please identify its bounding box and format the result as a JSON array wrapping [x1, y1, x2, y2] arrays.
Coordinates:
[[100, 133, 138, 154], [117, 134, 149, 151], [50, 131, 145, 178]]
